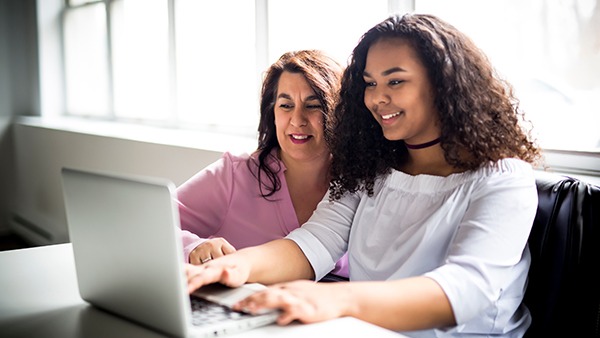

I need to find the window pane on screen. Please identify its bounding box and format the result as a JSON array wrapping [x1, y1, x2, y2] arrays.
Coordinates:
[[111, 0, 170, 120], [268, 0, 389, 66], [416, 0, 600, 152], [175, 0, 257, 130], [63, 3, 110, 116]]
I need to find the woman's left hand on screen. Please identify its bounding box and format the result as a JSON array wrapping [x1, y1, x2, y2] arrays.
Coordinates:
[[233, 280, 353, 325]]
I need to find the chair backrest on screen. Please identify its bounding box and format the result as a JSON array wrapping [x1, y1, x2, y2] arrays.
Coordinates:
[[523, 171, 600, 337]]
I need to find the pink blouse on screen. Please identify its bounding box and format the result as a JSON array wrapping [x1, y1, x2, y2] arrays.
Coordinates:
[[176, 149, 348, 278]]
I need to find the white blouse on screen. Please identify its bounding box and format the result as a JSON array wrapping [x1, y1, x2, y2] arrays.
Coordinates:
[[286, 158, 538, 338]]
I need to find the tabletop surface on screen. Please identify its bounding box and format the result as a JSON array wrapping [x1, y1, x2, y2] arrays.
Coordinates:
[[0, 243, 405, 338]]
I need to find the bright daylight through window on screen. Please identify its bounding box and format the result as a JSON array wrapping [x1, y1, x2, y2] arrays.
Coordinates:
[[61, 0, 600, 153], [417, 0, 600, 153]]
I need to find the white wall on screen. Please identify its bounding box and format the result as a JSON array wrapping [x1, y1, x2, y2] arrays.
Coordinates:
[[11, 122, 226, 245]]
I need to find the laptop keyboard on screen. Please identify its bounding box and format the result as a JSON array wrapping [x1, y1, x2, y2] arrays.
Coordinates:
[[190, 296, 254, 327]]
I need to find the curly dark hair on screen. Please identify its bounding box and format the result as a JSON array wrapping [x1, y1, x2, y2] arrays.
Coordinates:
[[327, 13, 541, 200], [250, 50, 343, 198]]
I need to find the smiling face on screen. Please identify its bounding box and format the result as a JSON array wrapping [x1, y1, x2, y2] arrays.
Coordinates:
[[274, 71, 329, 164], [363, 38, 440, 144]]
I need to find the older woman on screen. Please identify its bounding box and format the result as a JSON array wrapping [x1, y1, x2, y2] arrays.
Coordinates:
[[177, 50, 348, 280]]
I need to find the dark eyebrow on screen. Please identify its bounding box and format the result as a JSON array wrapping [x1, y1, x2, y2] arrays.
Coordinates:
[[277, 93, 320, 102], [363, 67, 407, 78], [383, 67, 406, 76]]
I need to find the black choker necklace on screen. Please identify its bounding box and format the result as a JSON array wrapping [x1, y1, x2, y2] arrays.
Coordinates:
[[404, 137, 441, 150]]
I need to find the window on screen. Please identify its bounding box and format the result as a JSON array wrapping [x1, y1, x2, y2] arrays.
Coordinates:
[[63, 2, 110, 116], [267, 0, 388, 67], [414, 0, 600, 153], [174, 0, 257, 130], [111, 0, 171, 121], [59, 0, 600, 158], [61, 0, 395, 136]]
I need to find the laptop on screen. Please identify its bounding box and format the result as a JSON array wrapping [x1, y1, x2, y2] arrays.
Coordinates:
[[61, 167, 279, 337]]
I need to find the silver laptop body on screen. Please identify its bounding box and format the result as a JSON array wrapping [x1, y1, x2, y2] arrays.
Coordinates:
[[61, 167, 278, 337]]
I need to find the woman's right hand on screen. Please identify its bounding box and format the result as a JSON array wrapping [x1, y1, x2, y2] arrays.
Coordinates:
[[187, 239, 313, 294], [189, 237, 236, 265], [185, 253, 250, 293]]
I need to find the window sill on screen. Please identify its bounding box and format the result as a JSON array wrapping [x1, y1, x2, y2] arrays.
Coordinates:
[[541, 149, 600, 186], [14, 116, 258, 155]]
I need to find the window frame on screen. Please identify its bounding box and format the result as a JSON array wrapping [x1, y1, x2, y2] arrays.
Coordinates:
[[56, 0, 414, 132]]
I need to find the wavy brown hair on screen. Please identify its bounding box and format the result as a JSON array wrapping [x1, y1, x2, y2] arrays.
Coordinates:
[[327, 14, 541, 200], [250, 50, 343, 198]]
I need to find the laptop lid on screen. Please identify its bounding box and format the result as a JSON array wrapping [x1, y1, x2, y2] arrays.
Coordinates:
[[61, 167, 192, 337]]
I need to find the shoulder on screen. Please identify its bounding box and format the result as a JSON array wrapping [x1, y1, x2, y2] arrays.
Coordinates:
[[222, 149, 286, 180], [220, 151, 251, 164], [446, 158, 535, 188], [472, 158, 535, 186], [180, 151, 253, 185], [467, 158, 537, 202], [486, 158, 534, 176], [218, 151, 256, 173]]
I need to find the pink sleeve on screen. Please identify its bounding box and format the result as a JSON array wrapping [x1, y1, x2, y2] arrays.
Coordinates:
[[176, 152, 235, 262], [331, 253, 349, 278], [179, 230, 207, 263]]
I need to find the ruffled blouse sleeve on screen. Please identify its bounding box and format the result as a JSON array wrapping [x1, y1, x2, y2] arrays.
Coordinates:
[[286, 190, 360, 280], [424, 160, 537, 326]]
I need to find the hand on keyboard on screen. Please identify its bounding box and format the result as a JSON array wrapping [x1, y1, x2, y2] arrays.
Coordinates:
[[185, 253, 250, 293], [233, 280, 349, 326]]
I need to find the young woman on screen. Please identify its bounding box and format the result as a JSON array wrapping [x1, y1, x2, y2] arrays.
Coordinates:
[[177, 50, 348, 279], [186, 14, 541, 337]]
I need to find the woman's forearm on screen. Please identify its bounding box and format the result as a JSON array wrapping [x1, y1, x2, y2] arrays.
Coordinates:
[[341, 276, 456, 332], [234, 274, 456, 331], [187, 239, 314, 292], [244, 239, 315, 284]]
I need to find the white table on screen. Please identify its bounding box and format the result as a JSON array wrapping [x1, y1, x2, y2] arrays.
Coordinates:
[[0, 243, 405, 337]]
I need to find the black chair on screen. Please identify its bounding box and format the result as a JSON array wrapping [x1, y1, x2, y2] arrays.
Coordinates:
[[523, 171, 600, 337]]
